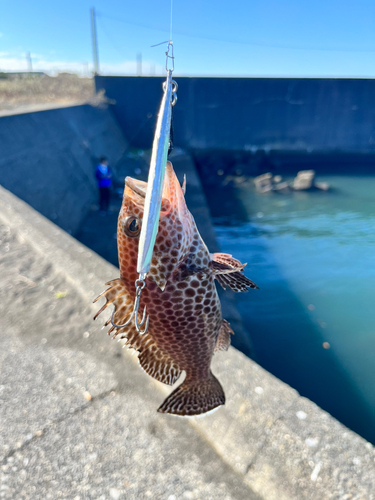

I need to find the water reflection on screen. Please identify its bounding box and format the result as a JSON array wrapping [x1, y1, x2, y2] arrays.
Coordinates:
[[211, 175, 375, 444]]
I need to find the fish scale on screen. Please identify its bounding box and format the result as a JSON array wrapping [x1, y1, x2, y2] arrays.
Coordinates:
[[94, 161, 258, 417]]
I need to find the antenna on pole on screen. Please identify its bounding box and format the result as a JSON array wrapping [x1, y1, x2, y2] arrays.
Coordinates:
[[137, 52, 142, 76], [26, 52, 32, 73], [90, 7, 100, 75]]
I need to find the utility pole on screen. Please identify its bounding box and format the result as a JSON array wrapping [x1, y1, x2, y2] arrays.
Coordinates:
[[137, 52, 142, 76], [90, 7, 99, 75], [26, 52, 32, 73]]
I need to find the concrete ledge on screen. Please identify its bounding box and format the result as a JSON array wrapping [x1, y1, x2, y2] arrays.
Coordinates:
[[1, 185, 374, 499]]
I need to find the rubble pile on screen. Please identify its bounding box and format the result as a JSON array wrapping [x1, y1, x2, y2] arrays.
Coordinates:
[[254, 170, 330, 194]]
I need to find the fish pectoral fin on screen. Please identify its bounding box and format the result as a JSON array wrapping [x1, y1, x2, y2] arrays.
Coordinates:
[[215, 271, 259, 292], [215, 319, 234, 352], [211, 252, 245, 271], [93, 278, 131, 321], [138, 345, 182, 386], [210, 253, 259, 292], [210, 260, 243, 275], [157, 372, 225, 416]]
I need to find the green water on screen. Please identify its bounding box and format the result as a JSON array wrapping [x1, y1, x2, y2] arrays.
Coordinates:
[[212, 175, 375, 443]]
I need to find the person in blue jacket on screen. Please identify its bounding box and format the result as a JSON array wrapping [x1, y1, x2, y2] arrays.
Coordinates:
[[95, 156, 113, 216]]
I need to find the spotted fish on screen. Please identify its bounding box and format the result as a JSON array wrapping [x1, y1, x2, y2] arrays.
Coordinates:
[[94, 161, 258, 416]]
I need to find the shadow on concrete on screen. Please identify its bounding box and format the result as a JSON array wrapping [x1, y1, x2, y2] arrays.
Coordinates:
[[75, 199, 120, 267], [75, 155, 150, 268]]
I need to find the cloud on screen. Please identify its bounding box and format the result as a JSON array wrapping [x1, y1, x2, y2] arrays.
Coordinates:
[[0, 53, 163, 76]]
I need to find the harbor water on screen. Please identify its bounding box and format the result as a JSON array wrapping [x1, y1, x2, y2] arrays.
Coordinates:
[[210, 174, 375, 443]]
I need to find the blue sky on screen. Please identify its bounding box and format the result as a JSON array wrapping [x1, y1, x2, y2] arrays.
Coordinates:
[[1, 0, 375, 76]]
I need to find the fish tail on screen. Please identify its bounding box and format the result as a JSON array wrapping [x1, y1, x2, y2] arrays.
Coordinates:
[[157, 372, 225, 417]]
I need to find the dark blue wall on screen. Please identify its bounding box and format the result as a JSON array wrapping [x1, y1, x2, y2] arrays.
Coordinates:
[[96, 76, 375, 154]]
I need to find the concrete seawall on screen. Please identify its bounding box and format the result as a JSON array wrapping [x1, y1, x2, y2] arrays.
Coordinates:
[[96, 76, 375, 156], [0, 103, 127, 235]]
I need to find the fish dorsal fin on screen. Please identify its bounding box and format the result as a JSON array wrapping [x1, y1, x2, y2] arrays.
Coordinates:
[[93, 279, 181, 385], [210, 253, 259, 292], [215, 319, 234, 352]]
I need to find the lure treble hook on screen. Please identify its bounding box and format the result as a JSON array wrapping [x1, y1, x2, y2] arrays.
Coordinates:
[[110, 276, 149, 334]]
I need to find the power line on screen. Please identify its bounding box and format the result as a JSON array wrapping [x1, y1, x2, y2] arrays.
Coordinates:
[[96, 10, 375, 53], [96, 15, 129, 59]]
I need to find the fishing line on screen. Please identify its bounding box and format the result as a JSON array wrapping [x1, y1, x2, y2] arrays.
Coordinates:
[[96, 15, 128, 59], [169, 0, 173, 43]]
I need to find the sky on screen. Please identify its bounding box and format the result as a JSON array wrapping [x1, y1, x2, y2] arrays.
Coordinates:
[[1, 0, 375, 77]]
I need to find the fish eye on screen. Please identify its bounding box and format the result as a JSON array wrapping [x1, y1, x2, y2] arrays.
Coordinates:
[[123, 216, 141, 238]]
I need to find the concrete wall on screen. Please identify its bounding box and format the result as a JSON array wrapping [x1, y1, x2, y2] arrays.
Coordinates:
[[0, 104, 127, 235], [96, 76, 375, 154]]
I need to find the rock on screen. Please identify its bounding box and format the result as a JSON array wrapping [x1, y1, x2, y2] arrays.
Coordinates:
[[293, 170, 315, 190], [222, 175, 236, 187], [315, 181, 330, 191], [234, 175, 248, 185], [254, 173, 273, 193], [273, 181, 290, 193], [273, 175, 283, 183]]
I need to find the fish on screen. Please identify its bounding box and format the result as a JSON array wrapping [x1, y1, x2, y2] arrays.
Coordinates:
[[94, 161, 258, 417]]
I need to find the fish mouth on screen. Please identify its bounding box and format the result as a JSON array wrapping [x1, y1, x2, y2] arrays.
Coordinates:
[[125, 162, 186, 213]]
